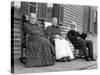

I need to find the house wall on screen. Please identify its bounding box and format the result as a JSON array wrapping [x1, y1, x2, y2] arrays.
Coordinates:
[[11, 4, 22, 59], [60, 4, 84, 37], [13, 18, 21, 59]]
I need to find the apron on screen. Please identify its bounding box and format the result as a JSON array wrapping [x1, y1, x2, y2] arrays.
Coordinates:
[[55, 38, 74, 59]]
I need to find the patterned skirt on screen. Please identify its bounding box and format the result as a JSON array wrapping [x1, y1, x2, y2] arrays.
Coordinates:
[[25, 35, 55, 67]]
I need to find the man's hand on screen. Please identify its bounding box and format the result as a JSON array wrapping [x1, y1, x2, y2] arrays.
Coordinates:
[[77, 37, 81, 39]]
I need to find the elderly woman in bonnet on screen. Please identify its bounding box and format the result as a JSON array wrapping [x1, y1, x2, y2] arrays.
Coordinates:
[[21, 13, 55, 67]]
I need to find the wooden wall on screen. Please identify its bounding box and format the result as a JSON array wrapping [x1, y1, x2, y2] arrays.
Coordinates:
[[12, 6, 22, 59], [60, 4, 84, 37], [13, 18, 22, 59]]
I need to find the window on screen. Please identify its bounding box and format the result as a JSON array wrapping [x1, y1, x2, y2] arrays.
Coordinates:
[[83, 6, 90, 32], [52, 4, 64, 25], [38, 3, 47, 20], [46, 3, 53, 22]]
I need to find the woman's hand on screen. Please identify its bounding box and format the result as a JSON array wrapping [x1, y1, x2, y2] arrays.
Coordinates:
[[77, 37, 81, 39], [54, 35, 60, 38], [55, 35, 63, 39]]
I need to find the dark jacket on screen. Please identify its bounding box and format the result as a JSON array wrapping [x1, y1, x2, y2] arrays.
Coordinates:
[[46, 25, 61, 39], [67, 30, 81, 48], [22, 22, 55, 67]]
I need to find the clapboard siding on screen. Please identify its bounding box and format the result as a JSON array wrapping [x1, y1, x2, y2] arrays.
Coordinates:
[[63, 5, 84, 15], [13, 18, 21, 59], [83, 6, 90, 32], [61, 4, 84, 37], [59, 4, 85, 51]]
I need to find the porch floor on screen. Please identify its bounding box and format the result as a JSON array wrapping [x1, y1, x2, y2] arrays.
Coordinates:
[[14, 35, 97, 74], [14, 58, 97, 74]]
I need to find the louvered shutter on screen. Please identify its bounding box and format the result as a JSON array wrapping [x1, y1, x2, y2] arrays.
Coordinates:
[[29, 2, 36, 13], [83, 6, 90, 32], [46, 7, 53, 22], [59, 5, 64, 24], [38, 3, 47, 20], [52, 4, 59, 20], [52, 4, 64, 25], [94, 12, 97, 34], [89, 7, 95, 34], [21, 2, 30, 16]]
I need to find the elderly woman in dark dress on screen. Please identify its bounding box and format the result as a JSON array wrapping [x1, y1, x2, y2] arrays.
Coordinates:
[[23, 13, 55, 67]]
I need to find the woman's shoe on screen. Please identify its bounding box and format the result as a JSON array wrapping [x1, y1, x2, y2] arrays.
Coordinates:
[[90, 58, 96, 61], [66, 56, 72, 62]]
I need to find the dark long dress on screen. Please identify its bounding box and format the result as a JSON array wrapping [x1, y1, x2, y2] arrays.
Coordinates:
[[46, 25, 61, 38], [24, 22, 55, 67], [46, 25, 61, 46]]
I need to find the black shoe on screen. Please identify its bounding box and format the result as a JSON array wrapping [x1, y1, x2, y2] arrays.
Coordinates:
[[57, 57, 67, 62], [66, 56, 71, 62], [19, 57, 26, 64], [85, 57, 91, 61], [90, 58, 96, 61]]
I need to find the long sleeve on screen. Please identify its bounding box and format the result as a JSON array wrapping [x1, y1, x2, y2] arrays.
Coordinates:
[[67, 30, 77, 40], [24, 23, 44, 37], [46, 26, 54, 38], [46, 26, 61, 39], [24, 24, 39, 34]]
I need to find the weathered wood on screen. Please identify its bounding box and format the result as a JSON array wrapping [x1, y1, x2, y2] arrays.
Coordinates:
[[61, 4, 84, 37], [13, 27, 21, 32], [14, 40, 21, 45], [14, 23, 21, 28]]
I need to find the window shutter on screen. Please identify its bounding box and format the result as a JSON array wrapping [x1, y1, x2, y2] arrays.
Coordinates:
[[52, 4, 59, 19], [21, 2, 30, 16], [89, 7, 95, 34], [29, 2, 36, 13], [38, 3, 47, 20], [38, 3, 42, 19], [94, 12, 97, 34], [83, 6, 90, 32], [43, 3, 47, 20], [58, 5, 64, 24], [52, 4, 64, 25], [46, 7, 53, 22]]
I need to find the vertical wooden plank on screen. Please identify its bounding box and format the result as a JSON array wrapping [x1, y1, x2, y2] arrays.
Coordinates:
[[83, 6, 90, 32], [21, 2, 30, 16], [46, 6, 53, 22], [94, 11, 97, 34], [52, 4, 59, 20], [29, 2, 36, 13], [38, 3, 47, 20], [59, 5, 64, 24], [89, 7, 94, 34]]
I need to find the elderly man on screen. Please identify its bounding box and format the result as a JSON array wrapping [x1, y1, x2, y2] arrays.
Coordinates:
[[21, 13, 55, 67], [67, 22, 96, 61]]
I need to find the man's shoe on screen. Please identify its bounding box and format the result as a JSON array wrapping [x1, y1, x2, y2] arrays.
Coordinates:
[[90, 58, 96, 61], [85, 57, 91, 61]]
